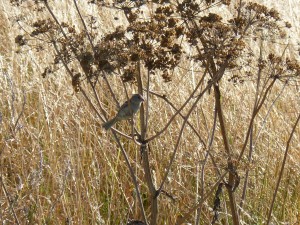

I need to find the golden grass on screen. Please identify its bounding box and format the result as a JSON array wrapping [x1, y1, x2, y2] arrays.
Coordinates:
[[1, 0, 300, 224]]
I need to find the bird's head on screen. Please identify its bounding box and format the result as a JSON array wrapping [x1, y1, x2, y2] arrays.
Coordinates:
[[131, 94, 144, 103]]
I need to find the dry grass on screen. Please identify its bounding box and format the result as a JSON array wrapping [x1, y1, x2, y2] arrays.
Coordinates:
[[1, 0, 300, 224]]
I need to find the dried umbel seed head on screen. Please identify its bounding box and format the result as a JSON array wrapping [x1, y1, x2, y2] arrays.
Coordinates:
[[15, 35, 27, 46], [121, 65, 137, 83], [200, 13, 222, 23], [41, 67, 53, 78], [177, 0, 200, 19], [72, 73, 81, 92], [80, 51, 94, 75], [31, 19, 56, 36], [162, 69, 172, 82]]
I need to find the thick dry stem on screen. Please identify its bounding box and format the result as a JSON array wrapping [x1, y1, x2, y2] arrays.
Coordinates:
[[214, 85, 240, 225], [136, 63, 157, 225]]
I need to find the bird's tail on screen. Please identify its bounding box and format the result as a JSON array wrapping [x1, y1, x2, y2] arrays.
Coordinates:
[[102, 117, 118, 130]]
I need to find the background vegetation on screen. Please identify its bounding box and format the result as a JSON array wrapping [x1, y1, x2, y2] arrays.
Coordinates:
[[1, 0, 300, 224]]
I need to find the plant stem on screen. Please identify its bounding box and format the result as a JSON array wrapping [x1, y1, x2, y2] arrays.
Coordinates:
[[266, 112, 300, 224]]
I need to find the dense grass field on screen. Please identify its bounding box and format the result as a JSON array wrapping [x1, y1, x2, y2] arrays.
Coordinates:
[[1, 0, 300, 224]]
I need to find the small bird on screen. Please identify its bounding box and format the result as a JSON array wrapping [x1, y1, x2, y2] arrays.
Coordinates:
[[102, 94, 144, 130]]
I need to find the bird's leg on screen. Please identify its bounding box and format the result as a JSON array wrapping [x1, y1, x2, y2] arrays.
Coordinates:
[[129, 119, 142, 144], [130, 118, 135, 138]]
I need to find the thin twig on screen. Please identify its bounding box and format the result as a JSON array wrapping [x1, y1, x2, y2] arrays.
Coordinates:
[[196, 100, 218, 225], [146, 89, 222, 177], [12, 88, 26, 133], [0, 176, 20, 225], [237, 78, 276, 162], [145, 70, 151, 135], [266, 112, 300, 225], [111, 131, 148, 224], [254, 80, 289, 146], [147, 90, 206, 147], [146, 69, 207, 142], [73, 0, 96, 53]]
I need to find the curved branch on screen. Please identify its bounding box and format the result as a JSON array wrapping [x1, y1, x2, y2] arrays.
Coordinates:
[[73, 0, 96, 54]]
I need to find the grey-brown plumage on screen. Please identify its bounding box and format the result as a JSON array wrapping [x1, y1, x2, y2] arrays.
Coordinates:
[[102, 94, 144, 130]]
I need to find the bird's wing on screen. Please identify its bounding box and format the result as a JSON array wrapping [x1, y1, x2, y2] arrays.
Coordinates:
[[116, 99, 133, 118], [119, 99, 130, 110]]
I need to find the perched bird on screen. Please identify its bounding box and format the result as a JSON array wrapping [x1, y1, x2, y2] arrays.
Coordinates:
[[102, 94, 144, 130]]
